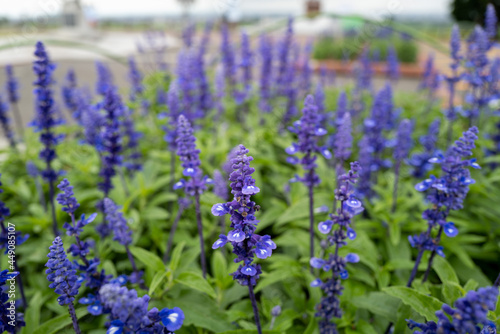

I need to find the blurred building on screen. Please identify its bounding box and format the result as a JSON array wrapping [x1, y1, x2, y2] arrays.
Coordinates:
[[62, 0, 84, 28]]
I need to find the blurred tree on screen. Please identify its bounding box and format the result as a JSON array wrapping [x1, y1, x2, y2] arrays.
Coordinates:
[[451, 0, 500, 23]]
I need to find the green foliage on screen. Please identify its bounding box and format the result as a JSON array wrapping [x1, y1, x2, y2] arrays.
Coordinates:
[[1, 62, 499, 334], [313, 36, 418, 63]]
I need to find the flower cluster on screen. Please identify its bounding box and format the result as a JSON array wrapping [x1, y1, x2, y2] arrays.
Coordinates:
[[212, 145, 276, 286], [5, 65, 19, 104], [61, 69, 78, 115], [99, 283, 184, 333], [409, 127, 479, 283], [31, 41, 65, 184], [103, 198, 132, 246], [286, 95, 331, 187], [0, 94, 15, 148], [45, 236, 81, 305], [128, 56, 144, 102], [97, 88, 124, 236], [408, 118, 441, 178], [407, 287, 498, 333], [173, 115, 212, 196], [310, 162, 362, 333], [56, 178, 110, 316]]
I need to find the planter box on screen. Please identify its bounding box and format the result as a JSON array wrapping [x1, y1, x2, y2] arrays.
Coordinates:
[[310, 59, 424, 79]]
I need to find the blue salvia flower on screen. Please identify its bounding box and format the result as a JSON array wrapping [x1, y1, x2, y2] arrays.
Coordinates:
[[0, 270, 25, 333], [420, 54, 436, 90], [98, 89, 123, 197], [195, 34, 213, 116], [238, 31, 253, 104], [212, 145, 275, 333], [31, 41, 65, 236], [276, 18, 294, 95], [99, 283, 184, 333], [335, 91, 348, 125], [104, 198, 144, 285], [128, 56, 144, 102], [45, 236, 82, 333], [96, 89, 124, 237], [392, 119, 414, 212], [214, 65, 225, 119], [286, 95, 331, 260], [162, 83, 181, 151], [485, 3, 497, 43], [333, 112, 353, 166], [315, 83, 326, 117], [354, 47, 373, 92], [386, 46, 400, 81], [282, 52, 299, 126], [408, 127, 479, 286], [121, 107, 142, 174], [0, 94, 16, 148], [356, 135, 373, 199], [5, 65, 23, 138], [174, 115, 211, 196], [464, 25, 490, 125], [103, 198, 132, 246], [56, 179, 106, 293], [259, 34, 273, 113], [445, 25, 462, 140], [221, 24, 237, 97], [81, 101, 106, 152], [407, 286, 498, 334], [61, 69, 78, 116], [408, 118, 441, 178], [360, 86, 395, 194], [5, 65, 19, 104], [174, 115, 212, 277], [176, 49, 200, 121], [213, 169, 228, 201], [301, 41, 313, 94], [310, 162, 362, 334], [95, 62, 114, 97]]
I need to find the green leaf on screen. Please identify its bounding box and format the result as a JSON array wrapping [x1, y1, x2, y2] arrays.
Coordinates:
[[463, 279, 479, 292], [212, 251, 230, 289], [169, 241, 185, 273], [303, 314, 318, 334], [442, 282, 464, 304], [33, 308, 88, 334], [383, 286, 443, 321], [22, 291, 45, 334], [350, 292, 400, 321], [172, 291, 233, 332], [394, 303, 413, 334], [149, 270, 168, 296], [129, 246, 165, 272], [174, 271, 216, 299], [432, 256, 459, 284]]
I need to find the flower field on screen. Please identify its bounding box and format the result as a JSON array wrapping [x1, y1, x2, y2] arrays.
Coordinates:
[[1, 9, 500, 334]]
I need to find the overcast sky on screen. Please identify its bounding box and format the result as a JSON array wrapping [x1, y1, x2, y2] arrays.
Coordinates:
[[0, 0, 453, 18]]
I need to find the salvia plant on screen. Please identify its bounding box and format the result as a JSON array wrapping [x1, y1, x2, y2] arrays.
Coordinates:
[[31, 41, 65, 236], [2, 13, 500, 334], [4, 65, 23, 139], [212, 144, 276, 334], [173, 114, 212, 278], [286, 95, 331, 262], [310, 162, 362, 334]]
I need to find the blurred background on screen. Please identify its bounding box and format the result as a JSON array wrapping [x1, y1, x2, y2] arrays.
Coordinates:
[[0, 0, 496, 125]]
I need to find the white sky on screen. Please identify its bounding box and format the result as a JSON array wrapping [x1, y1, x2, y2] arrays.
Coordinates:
[[0, 0, 453, 18]]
